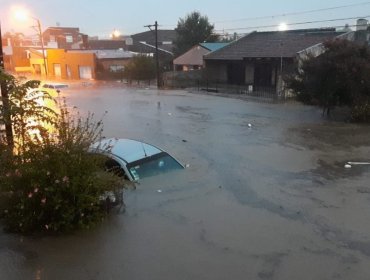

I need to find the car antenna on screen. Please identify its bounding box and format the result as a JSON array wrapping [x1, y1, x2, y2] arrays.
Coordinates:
[[141, 142, 147, 157]]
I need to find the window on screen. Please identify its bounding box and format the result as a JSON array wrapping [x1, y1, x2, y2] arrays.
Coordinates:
[[109, 65, 125, 73], [53, 64, 62, 78], [127, 152, 183, 180], [65, 35, 73, 43]]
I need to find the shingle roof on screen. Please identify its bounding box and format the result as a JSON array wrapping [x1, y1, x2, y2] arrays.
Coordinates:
[[205, 29, 346, 60], [173, 45, 210, 66]]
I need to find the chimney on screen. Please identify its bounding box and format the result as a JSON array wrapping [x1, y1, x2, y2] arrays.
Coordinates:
[[355, 19, 369, 43], [356, 19, 368, 31], [81, 34, 89, 49]]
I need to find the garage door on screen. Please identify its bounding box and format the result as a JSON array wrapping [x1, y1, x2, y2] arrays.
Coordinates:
[[79, 66, 92, 80]]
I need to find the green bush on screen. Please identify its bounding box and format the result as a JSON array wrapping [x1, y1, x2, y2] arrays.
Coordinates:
[[351, 99, 370, 122], [0, 73, 123, 234]]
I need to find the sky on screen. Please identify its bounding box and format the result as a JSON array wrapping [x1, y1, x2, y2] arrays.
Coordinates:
[[1, 0, 370, 38]]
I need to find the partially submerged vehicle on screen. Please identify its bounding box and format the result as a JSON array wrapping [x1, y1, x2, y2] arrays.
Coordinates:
[[90, 138, 184, 182], [41, 83, 69, 90], [90, 138, 184, 209]]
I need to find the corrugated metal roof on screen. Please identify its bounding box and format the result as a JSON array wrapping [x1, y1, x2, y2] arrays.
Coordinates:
[[68, 49, 134, 59], [94, 50, 133, 59], [199, 43, 229, 52], [205, 29, 346, 60]]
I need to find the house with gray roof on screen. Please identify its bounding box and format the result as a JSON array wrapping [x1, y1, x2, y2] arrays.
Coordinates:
[[204, 28, 352, 94], [173, 43, 229, 71]]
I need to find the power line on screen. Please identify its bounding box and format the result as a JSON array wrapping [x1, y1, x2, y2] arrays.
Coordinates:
[[41, 3, 370, 37], [214, 15, 370, 32], [213, 1, 370, 24], [159, 1, 370, 29], [212, 22, 368, 38]]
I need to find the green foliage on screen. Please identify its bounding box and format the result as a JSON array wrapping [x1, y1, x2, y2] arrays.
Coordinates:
[[123, 55, 156, 82], [350, 97, 370, 122], [0, 73, 123, 234], [174, 11, 218, 56], [286, 39, 370, 120], [0, 72, 57, 152]]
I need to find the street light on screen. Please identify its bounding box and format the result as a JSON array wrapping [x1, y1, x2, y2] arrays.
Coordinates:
[[14, 8, 48, 76]]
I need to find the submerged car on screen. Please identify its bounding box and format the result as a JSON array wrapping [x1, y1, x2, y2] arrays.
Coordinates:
[[90, 138, 184, 182], [41, 83, 69, 90]]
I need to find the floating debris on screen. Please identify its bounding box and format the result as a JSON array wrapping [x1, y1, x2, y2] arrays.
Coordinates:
[[248, 123, 252, 128], [185, 164, 190, 168], [157, 190, 162, 193], [168, 113, 172, 116], [347, 162, 370, 166], [344, 164, 352, 169]]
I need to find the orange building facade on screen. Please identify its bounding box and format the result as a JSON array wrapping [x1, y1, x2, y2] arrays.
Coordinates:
[[47, 49, 96, 80]]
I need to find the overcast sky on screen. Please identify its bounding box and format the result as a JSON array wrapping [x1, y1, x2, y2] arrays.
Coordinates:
[[1, 0, 369, 38]]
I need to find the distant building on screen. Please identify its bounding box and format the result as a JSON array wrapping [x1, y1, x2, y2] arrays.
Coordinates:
[[204, 28, 353, 94], [46, 49, 134, 80], [173, 43, 229, 71], [128, 30, 176, 70], [129, 29, 176, 54], [43, 27, 87, 49]]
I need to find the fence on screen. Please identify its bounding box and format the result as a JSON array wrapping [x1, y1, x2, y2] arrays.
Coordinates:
[[162, 72, 296, 102]]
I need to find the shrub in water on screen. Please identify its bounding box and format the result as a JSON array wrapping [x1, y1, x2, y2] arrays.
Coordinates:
[[0, 73, 123, 234]]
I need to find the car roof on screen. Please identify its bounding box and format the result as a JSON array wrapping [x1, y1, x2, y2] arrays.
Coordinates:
[[91, 138, 163, 163], [42, 83, 69, 88]]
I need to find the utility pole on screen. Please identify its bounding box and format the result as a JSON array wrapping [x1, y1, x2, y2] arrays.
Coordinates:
[[32, 18, 48, 76], [0, 21, 14, 148], [144, 21, 160, 88]]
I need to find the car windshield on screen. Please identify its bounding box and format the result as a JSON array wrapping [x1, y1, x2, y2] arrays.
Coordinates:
[[126, 152, 183, 181]]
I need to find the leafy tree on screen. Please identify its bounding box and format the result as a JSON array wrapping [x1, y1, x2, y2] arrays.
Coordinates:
[[123, 55, 156, 83], [286, 39, 370, 120], [0, 73, 124, 234], [174, 11, 218, 56]]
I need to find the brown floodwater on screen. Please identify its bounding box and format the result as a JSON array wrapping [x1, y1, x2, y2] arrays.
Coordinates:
[[1, 86, 370, 280]]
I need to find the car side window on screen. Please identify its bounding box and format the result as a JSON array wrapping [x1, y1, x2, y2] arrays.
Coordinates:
[[104, 158, 128, 179]]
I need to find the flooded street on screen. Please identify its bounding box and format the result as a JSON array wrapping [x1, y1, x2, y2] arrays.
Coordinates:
[[1, 86, 370, 280]]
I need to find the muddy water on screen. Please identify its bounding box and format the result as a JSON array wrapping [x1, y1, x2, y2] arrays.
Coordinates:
[[1, 87, 370, 280]]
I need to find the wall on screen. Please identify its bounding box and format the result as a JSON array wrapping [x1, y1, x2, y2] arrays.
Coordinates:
[[204, 60, 228, 83], [98, 59, 131, 72], [5, 47, 30, 72], [244, 63, 254, 84], [47, 49, 96, 80]]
